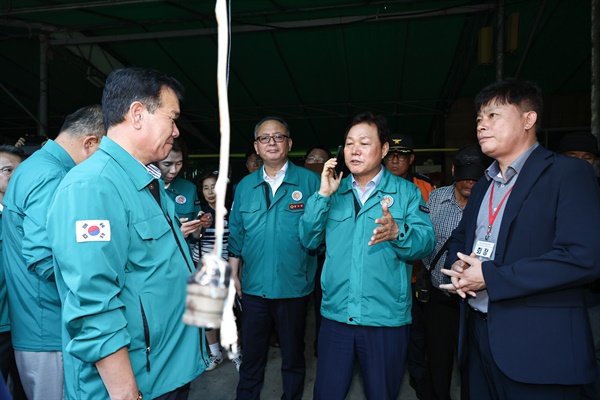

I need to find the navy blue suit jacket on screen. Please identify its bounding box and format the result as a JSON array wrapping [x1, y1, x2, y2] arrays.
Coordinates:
[[446, 145, 600, 385]]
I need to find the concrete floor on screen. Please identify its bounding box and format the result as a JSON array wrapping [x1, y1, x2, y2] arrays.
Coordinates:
[[189, 299, 462, 400]]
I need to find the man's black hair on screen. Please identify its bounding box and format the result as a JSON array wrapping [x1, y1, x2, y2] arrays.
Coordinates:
[[344, 112, 390, 146], [0, 145, 24, 160], [475, 80, 543, 130], [304, 144, 333, 160], [102, 67, 184, 130]]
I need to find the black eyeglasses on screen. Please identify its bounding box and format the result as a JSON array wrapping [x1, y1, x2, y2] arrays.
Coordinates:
[[385, 153, 411, 162], [255, 133, 289, 144]]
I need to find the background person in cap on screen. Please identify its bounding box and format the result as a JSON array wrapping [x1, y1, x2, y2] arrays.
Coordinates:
[[383, 133, 435, 201], [557, 131, 600, 399], [384, 132, 435, 398], [557, 132, 599, 182], [422, 143, 491, 400]]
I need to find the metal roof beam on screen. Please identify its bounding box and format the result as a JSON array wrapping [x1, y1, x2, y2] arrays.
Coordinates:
[[0, 0, 164, 16], [49, 4, 494, 46], [0, 82, 41, 125]]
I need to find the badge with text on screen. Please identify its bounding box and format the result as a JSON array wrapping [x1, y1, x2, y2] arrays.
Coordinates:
[[175, 195, 187, 204], [380, 195, 394, 208], [76, 220, 111, 242], [291, 190, 303, 201], [289, 203, 305, 210], [473, 240, 494, 260]]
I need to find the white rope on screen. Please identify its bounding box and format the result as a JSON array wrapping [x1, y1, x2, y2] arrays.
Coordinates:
[[214, 0, 239, 359]]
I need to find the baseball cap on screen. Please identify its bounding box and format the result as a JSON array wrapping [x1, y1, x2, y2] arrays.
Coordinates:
[[453, 144, 489, 182], [556, 132, 600, 155], [388, 133, 414, 154]]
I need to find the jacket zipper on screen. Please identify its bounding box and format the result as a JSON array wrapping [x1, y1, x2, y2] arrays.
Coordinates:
[[139, 298, 151, 372]]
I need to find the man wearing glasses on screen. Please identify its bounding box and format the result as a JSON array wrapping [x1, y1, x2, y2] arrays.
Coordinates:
[[245, 150, 263, 174], [228, 116, 320, 400], [383, 133, 434, 201]]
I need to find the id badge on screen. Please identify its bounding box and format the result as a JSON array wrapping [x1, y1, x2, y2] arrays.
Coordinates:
[[474, 240, 495, 260]]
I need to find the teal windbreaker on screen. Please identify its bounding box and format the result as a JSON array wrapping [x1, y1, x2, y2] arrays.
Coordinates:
[[299, 167, 435, 327], [228, 161, 320, 299], [165, 176, 201, 221], [2, 139, 73, 351], [47, 137, 205, 399]]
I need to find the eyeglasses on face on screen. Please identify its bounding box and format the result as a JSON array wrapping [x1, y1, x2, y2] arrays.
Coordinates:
[[255, 133, 289, 144], [0, 167, 14, 176], [385, 152, 411, 162], [305, 156, 326, 163]]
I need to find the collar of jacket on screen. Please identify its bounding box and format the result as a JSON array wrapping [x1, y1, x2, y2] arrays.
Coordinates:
[[249, 160, 302, 189], [338, 166, 400, 196], [99, 136, 154, 191], [41, 139, 77, 171]]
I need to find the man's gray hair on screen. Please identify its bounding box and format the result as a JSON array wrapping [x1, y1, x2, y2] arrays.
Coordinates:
[[60, 104, 106, 138], [253, 116, 290, 139]]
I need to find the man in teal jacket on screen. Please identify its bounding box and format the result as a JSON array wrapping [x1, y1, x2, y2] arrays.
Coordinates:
[[3, 105, 105, 400], [229, 116, 320, 400], [299, 112, 435, 399], [47, 68, 205, 400]]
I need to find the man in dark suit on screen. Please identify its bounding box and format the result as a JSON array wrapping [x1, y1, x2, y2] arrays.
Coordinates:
[[440, 80, 600, 399]]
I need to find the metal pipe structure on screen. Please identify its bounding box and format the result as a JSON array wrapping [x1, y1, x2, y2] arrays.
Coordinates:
[[496, 0, 504, 81], [38, 35, 48, 137]]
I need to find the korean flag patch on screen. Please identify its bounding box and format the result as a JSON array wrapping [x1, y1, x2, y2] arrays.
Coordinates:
[[76, 220, 111, 242]]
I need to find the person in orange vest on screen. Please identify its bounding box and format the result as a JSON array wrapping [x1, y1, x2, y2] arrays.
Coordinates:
[[384, 133, 434, 201], [383, 133, 434, 399]]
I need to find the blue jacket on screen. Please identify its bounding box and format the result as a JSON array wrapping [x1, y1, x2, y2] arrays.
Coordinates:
[[299, 167, 435, 327], [47, 137, 204, 399], [228, 162, 320, 299], [446, 146, 600, 385], [2, 139, 73, 350]]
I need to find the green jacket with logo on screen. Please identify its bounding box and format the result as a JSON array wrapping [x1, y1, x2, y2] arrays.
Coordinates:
[[299, 167, 435, 327], [165, 177, 201, 221], [228, 161, 320, 299], [2, 139, 73, 350], [47, 137, 205, 399]]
